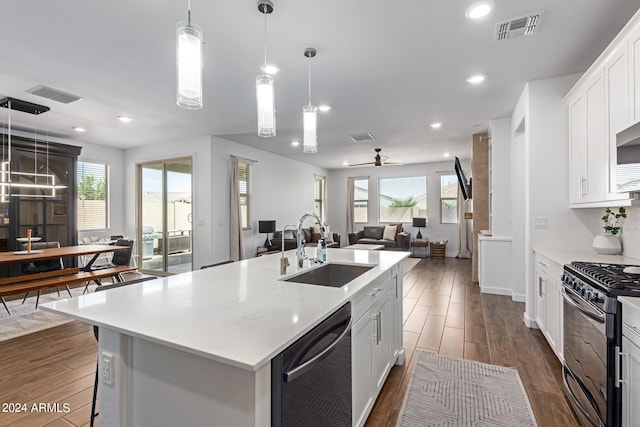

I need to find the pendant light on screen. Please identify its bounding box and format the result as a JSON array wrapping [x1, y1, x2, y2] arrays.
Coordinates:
[[176, 0, 203, 110], [303, 48, 318, 154], [256, 0, 276, 137]]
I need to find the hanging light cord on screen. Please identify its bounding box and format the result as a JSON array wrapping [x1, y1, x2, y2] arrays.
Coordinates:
[[187, 0, 192, 26], [307, 54, 312, 106], [263, 3, 268, 69]]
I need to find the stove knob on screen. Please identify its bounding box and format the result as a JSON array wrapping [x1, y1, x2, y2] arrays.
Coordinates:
[[581, 288, 586, 297], [586, 291, 592, 300]]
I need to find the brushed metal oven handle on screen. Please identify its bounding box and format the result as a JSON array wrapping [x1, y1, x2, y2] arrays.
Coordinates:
[[562, 287, 605, 323], [563, 366, 606, 427]]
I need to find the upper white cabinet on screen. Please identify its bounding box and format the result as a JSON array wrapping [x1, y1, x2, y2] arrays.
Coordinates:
[[631, 24, 640, 122], [568, 70, 606, 204], [566, 9, 640, 207]]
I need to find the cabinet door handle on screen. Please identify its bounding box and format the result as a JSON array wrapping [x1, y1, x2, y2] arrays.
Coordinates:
[[539, 277, 543, 298], [581, 177, 588, 197], [537, 261, 548, 267], [371, 313, 378, 343], [615, 345, 628, 388], [369, 287, 384, 298], [393, 274, 398, 299], [377, 311, 382, 345]]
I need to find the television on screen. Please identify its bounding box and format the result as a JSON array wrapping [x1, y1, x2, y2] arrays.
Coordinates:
[[454, 157, 472, 200]]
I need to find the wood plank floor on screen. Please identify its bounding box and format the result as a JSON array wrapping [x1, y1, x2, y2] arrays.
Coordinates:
[[365, 257, 579, 427], [0, 257, 578, 426]]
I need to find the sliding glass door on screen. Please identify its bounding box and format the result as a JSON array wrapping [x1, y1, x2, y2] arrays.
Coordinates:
[[137, 158, 192, 274]]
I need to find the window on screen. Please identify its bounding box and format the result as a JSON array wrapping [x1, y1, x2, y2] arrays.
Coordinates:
[[379, 176, 426, 223], [441, 175, 458, 224], [314, 175, 326, 218], [239, 161, 251, 229], [77, 161, 109, 230], [354, 178, 369, 223]]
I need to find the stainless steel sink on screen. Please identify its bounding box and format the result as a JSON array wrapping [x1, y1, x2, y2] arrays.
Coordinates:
[[282, 263, 374, 287]]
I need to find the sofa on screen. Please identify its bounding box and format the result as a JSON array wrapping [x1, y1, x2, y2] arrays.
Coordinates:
[[348, 224, 411, 250], [271, 227, 341, 251]]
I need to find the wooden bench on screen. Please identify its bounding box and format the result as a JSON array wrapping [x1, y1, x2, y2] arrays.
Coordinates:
[[0, 265, 137, 313]]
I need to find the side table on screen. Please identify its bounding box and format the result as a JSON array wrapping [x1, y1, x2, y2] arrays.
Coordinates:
[[410, 239, 429, 258]]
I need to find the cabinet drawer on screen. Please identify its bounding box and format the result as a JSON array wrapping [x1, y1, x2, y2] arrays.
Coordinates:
[[623, 298, 640, 348], [534, 253, 562, 280], [351, 272, 390, 324]]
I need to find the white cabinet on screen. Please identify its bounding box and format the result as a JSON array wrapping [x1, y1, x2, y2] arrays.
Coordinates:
[[621, 335, 640, 427], [568, 70, 606, 204], [605, 44, 633, 198], [352, 265, 403, 427], [533, 252, 563, 360], [631, 25, 640, 122], [565, 10, 640, 208], [619, 297, 640, 427]]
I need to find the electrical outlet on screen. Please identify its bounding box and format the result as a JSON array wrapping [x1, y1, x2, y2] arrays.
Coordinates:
[[101, 352, 115, 386], [533, 217, 548, 229]]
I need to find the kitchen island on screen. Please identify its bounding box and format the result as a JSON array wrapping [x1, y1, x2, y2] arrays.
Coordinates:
[[41, 247, 408, 427]]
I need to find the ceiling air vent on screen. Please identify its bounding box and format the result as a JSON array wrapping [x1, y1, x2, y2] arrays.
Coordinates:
[[349, 133, 375, 142], [26, 85, 83, 104], [495, 11, 543, 42]]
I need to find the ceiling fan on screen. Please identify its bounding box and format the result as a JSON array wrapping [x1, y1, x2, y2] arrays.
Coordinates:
[[349, 148, 403, 167]]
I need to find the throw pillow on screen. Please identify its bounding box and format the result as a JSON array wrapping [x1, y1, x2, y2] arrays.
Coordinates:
[[383, 225, 397, 241], [390, 223, 403, 235], [312, 225, 334, 243]]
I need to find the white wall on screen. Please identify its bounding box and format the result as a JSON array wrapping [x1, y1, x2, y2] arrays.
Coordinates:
[[621, 207, 640, 259], [327, 160, 469, 257], [488, 119, 512, 237], [209, 137, 329, 263]]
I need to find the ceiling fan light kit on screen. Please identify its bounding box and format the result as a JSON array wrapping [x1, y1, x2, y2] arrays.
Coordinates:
[[176, 0, 203, 110], [256, 0, 276, 137]]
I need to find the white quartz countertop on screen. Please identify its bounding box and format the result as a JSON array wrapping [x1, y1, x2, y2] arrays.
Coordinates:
[[41, 248, 408, 371], [533, 247, 640, 267]]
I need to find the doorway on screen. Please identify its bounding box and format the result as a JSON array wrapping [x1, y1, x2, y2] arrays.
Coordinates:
[[137, 158, 193, 274]]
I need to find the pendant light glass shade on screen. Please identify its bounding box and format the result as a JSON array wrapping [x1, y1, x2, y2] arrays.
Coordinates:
[[176, 21, 203, 110], [303, 105, 318, 153], [256, 75, 276, 137]]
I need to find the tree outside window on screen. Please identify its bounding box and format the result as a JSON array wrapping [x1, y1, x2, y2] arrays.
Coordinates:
[[77, 161, 109, 230], [441, 175, 458, 224], [379, 177, 427, 223]]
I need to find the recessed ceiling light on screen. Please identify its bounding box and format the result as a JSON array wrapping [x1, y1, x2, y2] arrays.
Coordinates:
[[261, 64, 280, 74], [466, 74, 486, 84], [318, 105, 332, 112], [444, 152, 451, 157], [73, 127, 86, 132], [118, 115, 133, 123], [430, 122, 442, 129], [291, 140, 300, 147], [342, 160, 349, 166], [465, 1, 494, 19]]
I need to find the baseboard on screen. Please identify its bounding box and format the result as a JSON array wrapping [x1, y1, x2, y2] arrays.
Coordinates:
[[523, 313, 538, 329], [511, 293, 526, 302], [479, 285, 512, 296]]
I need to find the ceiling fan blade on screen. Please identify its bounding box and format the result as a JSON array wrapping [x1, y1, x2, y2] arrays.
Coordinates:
[[381, 162, 403, 166], [348, 161, 376, 167]]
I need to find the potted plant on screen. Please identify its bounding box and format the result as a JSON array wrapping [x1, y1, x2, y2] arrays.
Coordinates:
[[593, 207, 627, 255]]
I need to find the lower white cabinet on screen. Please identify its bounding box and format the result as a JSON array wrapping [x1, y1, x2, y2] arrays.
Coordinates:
[[352, 264, 403, 427], [621, 334, 640, 427], [533, 252, 563, 360], [620, 297, 640, 427]]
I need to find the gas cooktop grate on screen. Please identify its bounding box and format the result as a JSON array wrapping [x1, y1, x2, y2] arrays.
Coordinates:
[[570, 261, 640, 289]]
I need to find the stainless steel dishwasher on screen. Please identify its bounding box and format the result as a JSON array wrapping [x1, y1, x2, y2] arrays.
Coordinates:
[[271, 302, 352, 426]]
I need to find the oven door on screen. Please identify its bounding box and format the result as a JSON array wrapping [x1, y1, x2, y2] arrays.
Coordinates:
[[562, 285, 607, 427]]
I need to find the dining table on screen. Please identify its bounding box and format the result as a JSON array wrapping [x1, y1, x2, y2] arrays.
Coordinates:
[[0, 244, 129, 271]]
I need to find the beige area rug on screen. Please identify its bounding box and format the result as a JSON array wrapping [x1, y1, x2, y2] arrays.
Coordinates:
[[0, 284, 99, 342], [0, 272, 149, 342], [397, 351, 537, 426]]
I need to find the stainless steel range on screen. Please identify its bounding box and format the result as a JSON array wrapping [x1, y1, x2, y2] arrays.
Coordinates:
[[561, 262, 640, 427]]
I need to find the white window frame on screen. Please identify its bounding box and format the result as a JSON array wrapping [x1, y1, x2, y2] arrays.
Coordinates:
[[440, 174, 458, 224], [77, 160, 109, 231], [378, 176, 427, 224], [239, 161, 251, 230], [354, 178, 369, 224]]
